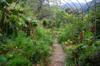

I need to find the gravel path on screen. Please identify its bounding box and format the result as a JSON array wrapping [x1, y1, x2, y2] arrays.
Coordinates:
[[48, 40, 65, 66]]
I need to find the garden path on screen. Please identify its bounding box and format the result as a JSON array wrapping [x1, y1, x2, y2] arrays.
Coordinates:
[[48, 39, 65, 66]]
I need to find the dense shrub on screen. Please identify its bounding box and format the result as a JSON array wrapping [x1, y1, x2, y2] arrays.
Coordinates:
[[7, 56, 31, 66], [58, 13, 85, 44], [58, 23, 83, 44], [34, 27, 53, 45], [66, 39, 100, 66], [0, 28, 53, 66]]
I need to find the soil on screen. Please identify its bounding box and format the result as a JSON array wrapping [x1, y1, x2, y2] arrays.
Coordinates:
[[48, 40, 65, 66]]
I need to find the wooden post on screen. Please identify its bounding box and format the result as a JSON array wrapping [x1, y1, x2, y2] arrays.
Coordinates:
[[80, 31, 84, 42]]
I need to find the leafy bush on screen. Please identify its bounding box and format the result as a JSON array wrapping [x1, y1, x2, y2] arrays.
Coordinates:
[[58, 13, 85, 44], [58, 24, 79, 44], [31, 27, 53, 63], [32, 40, 52, 64], [0, 55, 7, 66], [7, 56, 31, 66], [66, 40, 100, 66], [65, 48, 76, 66], [0, 27, 53, 66], [34, 27, 53, 45]]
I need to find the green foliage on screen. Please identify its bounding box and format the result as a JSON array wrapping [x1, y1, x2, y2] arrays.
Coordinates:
[[31, 19, 38, 27], [59, 24, 75, 43], [42, 19, 53, 28], [7, 56, 31, 66], [32, 40, 52, 63], [0, 0, 8, 8], [30, 27, 53, 63], [0, 0, 53, 65], [56, 12, 86, 44], [66, 41, 100, 66], [0, 0, 99, 66], [34, 27, 53, 45], [6, 0, 16, 3], [0, 55, 7, 63], [0, 55, 7, 66], [84, 5, 100, 38], [84, 31, 94, 45], [76, 41, 100, 66], [59, 7, 100, 66], [0, 28, 53, 65], [65, 48, 76, 66], [58, 20, 84, 44]]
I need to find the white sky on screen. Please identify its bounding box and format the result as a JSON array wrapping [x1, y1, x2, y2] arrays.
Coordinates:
[[49, 0, 93, 5], [60, 0, 92, 3]]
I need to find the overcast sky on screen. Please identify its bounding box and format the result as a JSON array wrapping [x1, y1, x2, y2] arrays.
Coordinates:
[[60, 0, 92, 3], [49, 0, 92, 5]]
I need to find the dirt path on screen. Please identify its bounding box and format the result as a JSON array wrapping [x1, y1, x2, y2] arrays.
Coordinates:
[[48, 40, 65, 66]]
